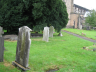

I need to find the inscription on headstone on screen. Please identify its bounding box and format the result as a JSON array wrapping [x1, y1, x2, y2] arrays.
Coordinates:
[[43, 27, 49, 42], [49, 26, 54, 37], [0, 26, 4, 62], [13, 26, 32, 71]]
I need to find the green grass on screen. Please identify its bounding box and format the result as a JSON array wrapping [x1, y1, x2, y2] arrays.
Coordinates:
[[0, 31, 96, 72], [64, 28, 96, 40]]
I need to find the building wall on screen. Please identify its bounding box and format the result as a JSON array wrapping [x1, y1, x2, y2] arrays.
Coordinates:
[[74, 4, 89, 15], [70, 13, 79, 28], [62, 0, 89, 28], [62, 0, 74, 26]]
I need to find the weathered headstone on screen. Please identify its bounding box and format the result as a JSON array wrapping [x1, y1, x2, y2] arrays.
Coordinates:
[[49, 26, 54, 37], [80, 25, 82, 30], [0, 26, 4, 37], [0, 37, 4, 62], [0, 26, 4, 62], [12, 26, 32, 71], [89, 26, 91, 30], [43, 27, 49, 42], [58, 30, 63, 36]]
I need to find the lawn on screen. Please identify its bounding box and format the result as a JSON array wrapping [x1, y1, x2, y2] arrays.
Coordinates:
[[64, 28, 96, 40], [0, 30, 96, 72]]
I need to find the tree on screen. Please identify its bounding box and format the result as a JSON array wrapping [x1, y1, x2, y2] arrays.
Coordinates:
[[85, 9, 96, 27], [0, 0, 25, 34], [33, 0, 68, 32], [0, 0, 68, 34]]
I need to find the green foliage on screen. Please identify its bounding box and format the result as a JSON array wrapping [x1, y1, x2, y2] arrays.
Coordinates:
[[85, 9, 96, 27], [0, 0, 68, 34]]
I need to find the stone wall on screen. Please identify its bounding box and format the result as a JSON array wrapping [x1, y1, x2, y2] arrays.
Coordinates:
[[62, 0, 74, 26], [70, 13, 79, 28], [62, 0, 89, 28]]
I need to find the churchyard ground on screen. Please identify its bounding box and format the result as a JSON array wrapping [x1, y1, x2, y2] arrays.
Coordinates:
[[0, 29, 96, 72], [64, 28, 96, 40]]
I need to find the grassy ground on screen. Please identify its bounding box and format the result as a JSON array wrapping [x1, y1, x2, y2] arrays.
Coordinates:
[[64, 28, 96, 40], [0, 30, 96, 72]]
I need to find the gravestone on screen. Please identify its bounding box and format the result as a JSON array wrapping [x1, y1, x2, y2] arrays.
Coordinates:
[[12, 26, 32, 71], [58, 30, 63, 36], [93, 27, 96, 30], [89, 26, 91, 30], [80, 25, 82, 30], [0, 26, 4, 62], [86, 26, 90, 30], [43, 27, 49, 42], [0, 26, 4, 37], [49, 26, 54, 37], [86, 26, 89, 30]]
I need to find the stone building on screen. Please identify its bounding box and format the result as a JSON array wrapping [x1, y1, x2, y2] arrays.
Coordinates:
[[62, 0, 89, 28]]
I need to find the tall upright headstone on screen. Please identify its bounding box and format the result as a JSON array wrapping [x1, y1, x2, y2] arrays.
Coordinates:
[[12, 26, 32, 71], [43, 27, 49, 42], [0, 26, 4, 62], [49, 26, 54, 37]]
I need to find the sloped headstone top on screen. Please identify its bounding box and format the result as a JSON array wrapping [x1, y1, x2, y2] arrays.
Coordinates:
[[43, 27, 49, 42], [13, 26, 32, 71]]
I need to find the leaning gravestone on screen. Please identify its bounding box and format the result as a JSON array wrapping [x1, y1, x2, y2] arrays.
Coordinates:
[[0, 26, 4, 62], [49, 26, 54, 37], [43, 27, 49, 42], [12, 26, 32, 71]]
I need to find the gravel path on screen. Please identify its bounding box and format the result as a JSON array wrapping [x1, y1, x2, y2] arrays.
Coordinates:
[[62, 30, 96, 43]]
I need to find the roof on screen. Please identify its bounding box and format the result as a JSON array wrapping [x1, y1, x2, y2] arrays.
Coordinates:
[[74, 4, 90, 11]]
